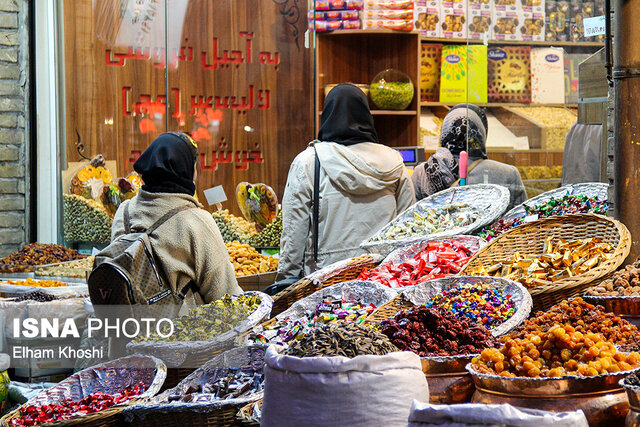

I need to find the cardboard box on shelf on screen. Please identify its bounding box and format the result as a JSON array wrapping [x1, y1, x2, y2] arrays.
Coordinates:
[[564, 53, 591, 103], [469, 0, 492, 40], [308, 10, 361, 21], [570, 0, 595, 42], [521, 14, 545, 41], [312, 19, 363, 31], [316, 0, 364, 10], [363, 18, 413, 30], [415, 0, 441, 38], [441, 7, 467, 38], [363, 0, 414, 9], [439, 44, 488, 103], [522, 0, 544, 14], [442, 0, 465, 10], [421, 43, 443, 101], [363, 8, 413, 19], [487, 45, 531, 103], [555, 0, 571, 41], [531, 47, 565, 104], [493, 0, 523, 41]]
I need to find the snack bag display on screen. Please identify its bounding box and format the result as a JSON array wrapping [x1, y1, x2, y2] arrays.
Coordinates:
[[236, 182, 279, 229]]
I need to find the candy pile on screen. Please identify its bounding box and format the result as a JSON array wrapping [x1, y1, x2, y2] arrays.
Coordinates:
[[226, 242, 278, 277], [372, 203, 478, 242], [479, 195, 608, 240], [10, 382, 147, 427], [357, 239, 477, 288], [282, 323, 398, 358], [587, 258, 640, 296], [471, 237, 613, 288], [168, 347, 265, 403], [425, 284, 516, 329], [12, 291, 58, 302], [249, 298, 376, 346], [35, 256, 95, 278], [213, 209, 258, 244], [472, 325, 640, 378], [135, 294, 262, 342], [381, 306, 497, 357], [0, 243, 84, 271], [507, 298, 640, 352], [5, 278, 67, 288]]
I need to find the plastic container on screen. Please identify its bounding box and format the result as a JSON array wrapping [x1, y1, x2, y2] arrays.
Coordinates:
[[369, 69, 415, 110]]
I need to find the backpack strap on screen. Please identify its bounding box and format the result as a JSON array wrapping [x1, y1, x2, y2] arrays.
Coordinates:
[[144, 205, 197, 236]]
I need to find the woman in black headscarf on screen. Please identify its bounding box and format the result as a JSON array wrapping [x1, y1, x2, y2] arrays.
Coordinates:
[[276, 84, 415, 281], [110, 132, 242, 309], [411, 104, 527, 208]]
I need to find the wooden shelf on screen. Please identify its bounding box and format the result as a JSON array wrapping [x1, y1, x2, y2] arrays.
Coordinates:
[[319, 30, 419, 36], [421, 102, 578, 108], [318, 110, 417, 116], [420, 37, 604, 48]]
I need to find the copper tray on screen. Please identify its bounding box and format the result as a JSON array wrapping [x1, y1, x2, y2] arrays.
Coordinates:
[[467, 364, 639, 427], [620, 377, 640, 427], [421, 355, 475, 404]]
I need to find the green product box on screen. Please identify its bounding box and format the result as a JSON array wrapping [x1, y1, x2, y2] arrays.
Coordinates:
[[439, 45, 488, 103]]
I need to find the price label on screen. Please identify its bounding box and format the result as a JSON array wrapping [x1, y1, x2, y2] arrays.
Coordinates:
[[524, 214, 539, 223], [204, 185, 227, 206], [584, 16, 606, 37]]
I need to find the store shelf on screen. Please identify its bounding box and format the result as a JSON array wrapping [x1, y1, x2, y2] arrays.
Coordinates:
[[319, 30, 419, 36], [420, 37, 604, 48], [317, 110, 417, 116], [421, 102, 578, 108]]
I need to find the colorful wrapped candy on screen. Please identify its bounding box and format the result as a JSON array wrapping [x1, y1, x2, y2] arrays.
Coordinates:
[[358, 238, 477, 288], [425, 284, 516, 329]]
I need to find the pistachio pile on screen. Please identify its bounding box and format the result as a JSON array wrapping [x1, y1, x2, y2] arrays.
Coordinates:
[[249, 211, 282, 248], [63, 194, 112, 243], [212, 209, 258, 244]]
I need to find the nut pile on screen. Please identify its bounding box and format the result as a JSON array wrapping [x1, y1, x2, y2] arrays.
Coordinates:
[[506, 298, 640, 352], [282, 323, 398, 358], [373, 203, 478, 242], [0, 243, 83, 267], [381, 306, 497, 357], [370, 81, 414, 110], [623, 373, 640, 388], [13, 291, 58, 302], [471, 238, 613, 288], [226, 242, 278, 276], [63, 194, 112, 243], [35, 256, 95, 278], [472, 324, 640, 378], [135, 294, 261, 342], [510, 107, 576, 150], [248, 211, 282, 248], [213, 209, 258, 244], [5, 278, 67, 288], [587, 258, 640, 296]]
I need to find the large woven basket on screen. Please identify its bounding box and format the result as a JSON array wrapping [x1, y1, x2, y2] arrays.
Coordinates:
[[501, 182, 609, 222], [123, 346, 266, 427], [1, 355, 166, 427], [459, 214, 631, 312], [269, 255, 381, 317], [360, 184, 510, 256]]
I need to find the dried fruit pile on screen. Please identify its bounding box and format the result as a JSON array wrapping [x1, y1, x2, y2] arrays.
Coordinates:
[[357, 239, 477, 287], [472, 324, 640, 378], [506, 298, 640, 352], [13, 291, 58, 302], [226, 242, 278, 276], [587, 258, 640, 296], [249, 298, 376, 346], [478, 195, 608, 241], [5, 278, 67, 288], [0, 243, 83, 268], [471, 238, 613, 288], [134, 294, 262, 343], [35, 256, 95, 278], [381, 306, 497, 357], [282, 323, 398, 358], [425, 283, 516, 330], [9, 382, 147, 427]]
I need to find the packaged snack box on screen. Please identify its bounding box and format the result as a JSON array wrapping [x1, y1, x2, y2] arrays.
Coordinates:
[[488, 45, 532, 103], [440, 44, 488, 103], [531, 47, 565, 104], [421, 43, 443, 101]]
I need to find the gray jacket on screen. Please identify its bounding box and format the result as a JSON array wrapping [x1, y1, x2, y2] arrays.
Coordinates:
[[278, 142, 415, 278]]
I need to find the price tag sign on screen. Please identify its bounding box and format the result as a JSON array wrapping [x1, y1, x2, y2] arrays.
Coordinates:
[[204, 185, 227, 206], [584, 16, 606, 37], [524, 214, 539, 223]]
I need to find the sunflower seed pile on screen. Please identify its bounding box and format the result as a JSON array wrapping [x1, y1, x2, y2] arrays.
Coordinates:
[[282, 323, 398, 358]]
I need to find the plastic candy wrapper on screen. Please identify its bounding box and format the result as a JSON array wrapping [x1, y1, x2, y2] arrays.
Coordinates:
[[69, 155, 113, 201], [315, 0, 364, 10], [308, 10, 360, 20], [101, 177, 138, 217], [236, 182, 278, 229]]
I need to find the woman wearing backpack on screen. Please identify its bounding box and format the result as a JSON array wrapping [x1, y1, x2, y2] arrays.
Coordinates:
[[108, 132, 241, 311]]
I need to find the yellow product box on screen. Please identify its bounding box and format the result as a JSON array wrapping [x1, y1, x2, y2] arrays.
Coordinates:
[[439, 45, 488, 103]]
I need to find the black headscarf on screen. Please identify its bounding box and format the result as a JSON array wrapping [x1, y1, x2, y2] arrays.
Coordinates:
[[440, 107, 488, 159], [450, 103, 488, 133], [134, 132, 199, 195], [317, 84, 378, 145]]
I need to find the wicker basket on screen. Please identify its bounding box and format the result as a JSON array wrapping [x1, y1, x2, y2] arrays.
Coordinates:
[[270, 255, 380, 317], [124, 346, 265, 427], [459, 214, 631, 312], [1, 355, 166, 427], [236, 399, 261, 425]]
